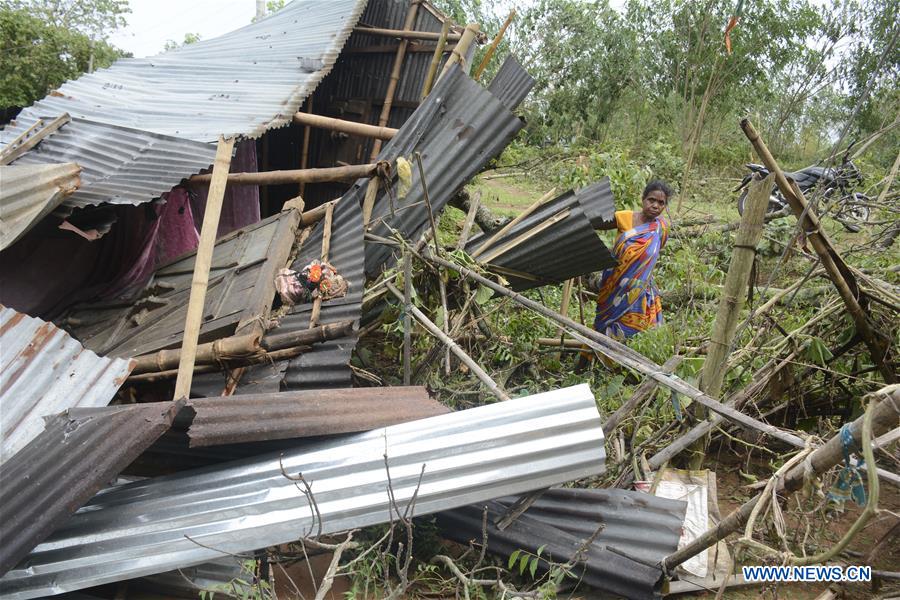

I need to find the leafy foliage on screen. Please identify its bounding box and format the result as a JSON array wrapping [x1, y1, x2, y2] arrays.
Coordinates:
[[1, 0, 129, 108]]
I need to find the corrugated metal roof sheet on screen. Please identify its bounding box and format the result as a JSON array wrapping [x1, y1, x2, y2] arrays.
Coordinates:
[[487, 55, 536, 111], [439, 491, 677, 600], [501, 487, 686, 567], [465, 180, 616, 291], [365, 63, 527, 277], [0, 306, 134, 465], [7, 118, 219, 209], [186, 386, 449, 446], [0, 400, 183, 577], [1, 384, 606, 598], [0, 163, 81, 250], [0, 0, 368, 207]]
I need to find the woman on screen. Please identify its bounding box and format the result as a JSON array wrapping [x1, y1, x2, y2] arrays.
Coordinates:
[[593, 180, 672, 339]]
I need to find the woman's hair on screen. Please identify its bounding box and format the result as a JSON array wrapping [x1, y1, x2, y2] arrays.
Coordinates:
[[642, 180, 673, 200]]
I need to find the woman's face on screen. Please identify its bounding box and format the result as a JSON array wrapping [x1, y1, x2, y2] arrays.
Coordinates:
[[642, 190, 667, 220]]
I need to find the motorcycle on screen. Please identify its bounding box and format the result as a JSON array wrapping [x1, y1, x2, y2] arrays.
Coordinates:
[[734, 153, 871, 232]]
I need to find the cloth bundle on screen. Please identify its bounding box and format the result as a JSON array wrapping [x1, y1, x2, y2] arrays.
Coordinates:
[[276, 260, 348, 307]]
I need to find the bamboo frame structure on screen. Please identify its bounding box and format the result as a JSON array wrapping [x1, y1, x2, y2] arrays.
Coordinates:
[[473, 9, 516, 80], [437, 23, 480, 81], [173, 136, 235, 399], [352, 26, 462, 42], [421, 20, 451, 99], [292, 112, 398, 140], [189, 164, 377, 186], [0, 113, 71, 165], [741, 119, 895, 383], [308, 201, 334, 329], [471, 187, 556, 258]]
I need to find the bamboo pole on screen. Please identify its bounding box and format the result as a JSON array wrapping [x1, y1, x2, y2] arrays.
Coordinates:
[[133, 320, 354, 374], [189, 164, 377, 186], [662, 385, 900, 571], [362, 177, 379, 230], [876, 149, 900, 205], [292, 112, 398, 140], [0, 113, 71, 165], [353, 26, 461, 42], [473, 9, 515, 81], [370, 1, 420, 161], [298, 97, 313, 197], [697, 173, 771, 402], [456, 189, 481, 250], [741, 119, 894, 383], [438, 23, 480, 81], [173, 136, 235, 399], [387, 281, 510, 401], [421, 20, 451, 100], [423, 251, 807, 448], [402, 250, 412, 385], [471, 187, 557, 258], [604, 356, 683, 433], [308, 201, 334, 329], [128, 346, 309, 383], [478, 208, 570, 263]]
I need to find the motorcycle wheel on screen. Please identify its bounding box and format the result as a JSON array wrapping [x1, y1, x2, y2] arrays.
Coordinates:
[[737, 188, 784, 216], [835, 193, 871, 233]]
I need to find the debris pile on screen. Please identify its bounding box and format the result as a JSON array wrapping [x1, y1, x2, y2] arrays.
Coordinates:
[[0, 1, 897, 599]]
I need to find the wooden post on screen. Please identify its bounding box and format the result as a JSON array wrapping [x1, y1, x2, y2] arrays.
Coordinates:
[[0, 114, 71, 165], [370, 0, 420, 161], [173, 136, 236, 400], [473, 9, 516, 81], [362, 177, 380, 230], [741, 119, 894, 383], [387, 281, 510, 401], [423, 250, 807, 448], [456, 190, 481, 250], [437, 23, 480, 82], [662, 386, 900, 571], [421, 20, 450, 100], [353, 26, 461, 42], [308, 201, 334, 329], [471, 187, 556, 258], [298, 97, 313, 197], [189, 164, 377, 186], [292, 111, 397, 140], [402, 251, 413, 385]]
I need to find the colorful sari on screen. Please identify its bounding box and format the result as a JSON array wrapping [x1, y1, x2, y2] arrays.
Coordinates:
[[594, 211, 668, 339]]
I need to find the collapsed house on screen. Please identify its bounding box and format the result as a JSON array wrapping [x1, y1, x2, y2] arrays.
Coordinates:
[[0, 1, 721, 599]]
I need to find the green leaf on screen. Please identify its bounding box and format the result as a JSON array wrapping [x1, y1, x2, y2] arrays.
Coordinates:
[[508, 549, 521, 569], [475, 285, 493, 305], [434, 305, 446, 329], [519, 553, 530, 575], [536, 544, 546, 558], [805, 337, 833, 366], [529, 557, 539, 579]]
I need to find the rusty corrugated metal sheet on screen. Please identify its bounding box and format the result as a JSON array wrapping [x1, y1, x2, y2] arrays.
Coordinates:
[[186, 387, 448, 446], [465, 180, 617, 291], [0, 306, 134, 464], [0, 163, 81, 250], [1, 384, 605, 598], [0, 400, 182, 577], [438, 488, 686, 600]]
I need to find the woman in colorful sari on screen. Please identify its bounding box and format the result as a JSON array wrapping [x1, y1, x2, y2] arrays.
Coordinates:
[[593, 180, 672, 339]]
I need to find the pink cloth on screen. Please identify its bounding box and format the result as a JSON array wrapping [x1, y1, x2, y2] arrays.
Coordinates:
[[190, 140, 261, 238]]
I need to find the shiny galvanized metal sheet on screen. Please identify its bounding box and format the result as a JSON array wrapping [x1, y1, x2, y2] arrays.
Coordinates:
[[187, 386, 449, 446], [1, 384, 606, 598], [500, 487, 686, 566], [0, 306, 134, 464], [487, 55, 536, 111], [439, 495, 671, 600], [0, 401, 182, 578], [7, 118, 219, 209], [0, 0, 367, 207], [0, 163, 81, 250], [365, 64, 526, 277]]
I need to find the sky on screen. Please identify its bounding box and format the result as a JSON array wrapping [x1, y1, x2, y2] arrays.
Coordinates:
[[108, 0, 257, 58]]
